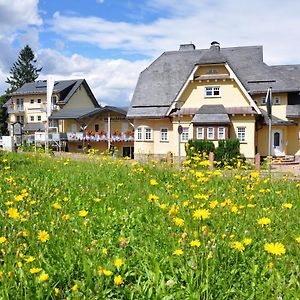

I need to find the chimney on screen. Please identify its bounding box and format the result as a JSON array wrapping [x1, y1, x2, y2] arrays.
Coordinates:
[[179, 43, 196, 51], [210, 41, 220, 50]]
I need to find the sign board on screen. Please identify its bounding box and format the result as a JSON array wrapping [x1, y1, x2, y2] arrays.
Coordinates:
[[178, 125, 183, 135], [13, 122, 22, 135]]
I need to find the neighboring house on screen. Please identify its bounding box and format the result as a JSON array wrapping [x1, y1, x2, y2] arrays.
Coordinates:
[[4, 79, 99, 135], [50, 106, 134, 157], [127, 42, 300, 160]]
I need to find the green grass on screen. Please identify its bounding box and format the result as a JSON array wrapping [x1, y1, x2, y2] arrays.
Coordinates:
[[0, 151, 299, 299]]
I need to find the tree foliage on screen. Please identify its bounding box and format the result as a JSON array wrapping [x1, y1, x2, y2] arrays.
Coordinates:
[[5, 45, 42, 94], [0, 95, 8, 135]]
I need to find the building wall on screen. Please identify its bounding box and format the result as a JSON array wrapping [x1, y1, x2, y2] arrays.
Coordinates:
[[287, 121, 300, 157], [194, 65, 229, 77], [181, 79, 250, 109], [63, 84, 96, 109], [253, 93, 288, 120], [230, 116, 256, 159]]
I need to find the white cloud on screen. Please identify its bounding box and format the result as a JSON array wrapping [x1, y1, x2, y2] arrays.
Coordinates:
[[50, 0, 300, 64], [0, 0, 42, 35], [37, 49, 150, 106]]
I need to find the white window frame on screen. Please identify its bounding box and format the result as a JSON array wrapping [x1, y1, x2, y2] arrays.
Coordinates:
[[30, 99, 34, 104], [37, 115, 41, 121], [30, 116, 34, 122], [181, 127, 189, 142], [205, 86, 220, 97], [218, 127, 225, 140], [145, 127, 152, 141], [207, 127, 214, 140], [136, 127, 142, 141], [261, 96, 266, 105], [160, 128, 168, 142], [273, 96, 280, 105], [237, 127, 246, 143], [196, 127, 204, 140]]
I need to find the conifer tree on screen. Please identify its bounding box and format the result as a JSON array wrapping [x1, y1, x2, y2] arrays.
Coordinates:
[[5, 45, 42, 94]]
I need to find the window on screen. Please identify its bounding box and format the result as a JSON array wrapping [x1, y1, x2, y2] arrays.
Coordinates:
[[196, 127, 204, 140], [94, 124, 99, 132], [16, 116, 21, 122], [37, 99, 42, 104], [37, 116, 41, 121], [181, 127, 189, 142], [136, 128, 142, 140], [205, 86, 220, 97], [30, 99, 34, 104], [160, 128, 168, 141], [237, 127, 246, 142], [218, 127, 225, 140], [274, 96, 280, 105], [261, 97, 266, 105], [145, 128, 152, 140], [20, 116, 24, 123], [30, 116, 34, 122], [207, 127, 214, 140]]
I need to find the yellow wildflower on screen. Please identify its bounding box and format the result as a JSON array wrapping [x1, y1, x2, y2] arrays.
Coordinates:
[[71, 284, 78, 292], [148, 194, 159, 202], [79, 210, 88, 217], [38, 273, 49, 282], [52, 202, 61, 209], [0, 237, 7, 244], [37, 230, 50, 243], [62, 214, 70, 221], [150, 179, 158, 186], [192, 209, 211, 220], [114, 258, 124, 268], [243, 238, 252, 246], [190, 240, 201, 247], [114, 275, 124, 286], [173, 249, 183, 256], [30, 268, 42, 274], [101, 248, 108, 255], [7, 207, 20, 219], [103, 269, 113, 276], [231, 241, 245, 252], [264, 242, 286, 256], [295, 236, 300, 244], [25, 256, 35, 263], [281, 203, 293, 209], [173, 217, 184, 227], [258, 217, 271, 226]]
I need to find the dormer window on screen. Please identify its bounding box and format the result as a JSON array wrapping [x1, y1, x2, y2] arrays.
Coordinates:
[[205, 86, 220, 97], [274, 96, 280, 105]]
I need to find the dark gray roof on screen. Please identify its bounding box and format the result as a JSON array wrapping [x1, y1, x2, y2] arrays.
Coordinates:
[[260, 109, 297, 125], [22, 123, 46, 132], [128, 43, 300, 118], [191, 105, 230, 124], [286, 105, 300, 118], [50, 105, 128, 120], [9, 79, 100, 107], [50, 108, 101, 120]]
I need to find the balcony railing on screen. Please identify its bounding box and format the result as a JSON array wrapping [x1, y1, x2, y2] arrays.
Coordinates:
[[7, 105, 24, 113], [66, 132, 134, 142]]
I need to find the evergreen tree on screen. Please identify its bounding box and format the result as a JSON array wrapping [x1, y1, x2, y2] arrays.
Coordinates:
[[0, 95, 8, 135], [5, 45, 42, 94]]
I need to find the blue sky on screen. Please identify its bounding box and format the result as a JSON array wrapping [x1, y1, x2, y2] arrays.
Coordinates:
[[1, 0, 300, 106]]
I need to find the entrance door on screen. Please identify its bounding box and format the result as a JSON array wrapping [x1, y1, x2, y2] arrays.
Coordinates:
[[123, 146, 134, 159], [272, 129, 284, 156]]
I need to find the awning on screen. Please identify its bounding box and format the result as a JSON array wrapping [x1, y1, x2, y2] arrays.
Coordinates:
[[191, 104, 230, 125]]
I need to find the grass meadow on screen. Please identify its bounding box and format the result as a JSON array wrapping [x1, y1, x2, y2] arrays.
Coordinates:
[[0, 151, 299, 299]]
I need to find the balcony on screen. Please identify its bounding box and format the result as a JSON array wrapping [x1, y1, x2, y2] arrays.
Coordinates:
[[7, 105, 24, 113], [66, 132, 134, 142]]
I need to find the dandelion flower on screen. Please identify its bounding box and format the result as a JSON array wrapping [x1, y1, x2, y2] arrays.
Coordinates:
[[62, 214, 70, 221], [52, 202, 61, 209], [296, 236, 300, 244], [79, 210, 88, 217], [148, 194, 159, 202], [243, 238, 252, 246], [150, 179, 158, 186], [173, 249, 183, 256], [192, 209, 211, 220], [190, 240, 201, 247], [30, 268, 42, 274], [281, 203, 293, 209], [173, 217, 184, 227], [264, 242, 286, 256], [37, 230, 50, 243], [7, 207, 20, 219], [114, 275, 123, 286], [101, 248, 108, 255], [38, 273, 49, 282], [103, 269, 113, 276], [231, 241, 245, 252], [258, 217, 271, 226], [114, 258, 124, 268], [0, 237, 7, 244], [25, 256, 35, 263], [71, 284, 78, 292]]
